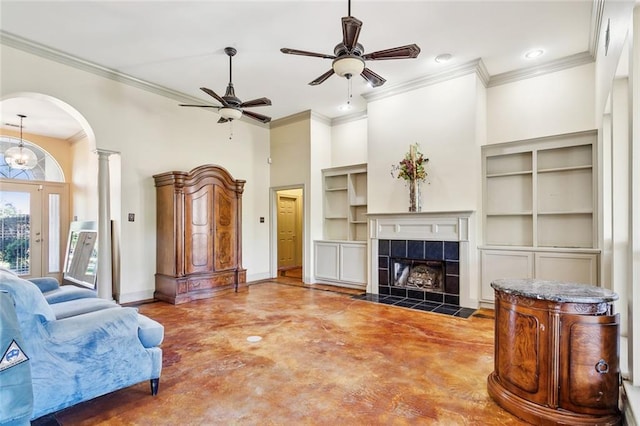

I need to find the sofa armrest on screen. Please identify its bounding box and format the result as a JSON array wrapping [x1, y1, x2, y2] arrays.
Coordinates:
[[44, 307, 142, 344], [28, 277, 60, 293]]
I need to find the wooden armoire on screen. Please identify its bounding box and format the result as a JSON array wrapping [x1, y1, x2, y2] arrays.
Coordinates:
[[153, 165, 246, 304]]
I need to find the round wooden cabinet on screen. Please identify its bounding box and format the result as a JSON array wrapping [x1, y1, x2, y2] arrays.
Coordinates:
[[487, 279, 621, 425]]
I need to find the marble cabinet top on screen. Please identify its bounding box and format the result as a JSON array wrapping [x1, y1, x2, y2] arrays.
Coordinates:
[[491, 278, 619, 303]]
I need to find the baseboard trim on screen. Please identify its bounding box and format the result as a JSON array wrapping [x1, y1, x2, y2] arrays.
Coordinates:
[[622, 380, 639, 426]]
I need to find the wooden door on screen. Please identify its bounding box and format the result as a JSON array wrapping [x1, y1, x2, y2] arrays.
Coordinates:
[[185, 184, 214, 274], [495, 300, 549, 406], [213, 185, 237, 271], [277, 194, 297, 269], [559, 313, 620, 415]]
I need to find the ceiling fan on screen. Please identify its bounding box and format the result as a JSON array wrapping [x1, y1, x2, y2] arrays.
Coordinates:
[[280, 0, 421, 87], [180, 47, 272, 124]]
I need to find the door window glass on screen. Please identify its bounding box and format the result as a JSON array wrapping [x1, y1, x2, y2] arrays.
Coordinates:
[[0, 191, 31, 275]]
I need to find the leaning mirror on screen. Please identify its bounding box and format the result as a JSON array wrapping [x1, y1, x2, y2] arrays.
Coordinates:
[[63, 221, 98, 289]]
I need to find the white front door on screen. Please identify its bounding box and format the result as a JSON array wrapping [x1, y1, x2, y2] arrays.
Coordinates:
[[0, 181, 69, 279]]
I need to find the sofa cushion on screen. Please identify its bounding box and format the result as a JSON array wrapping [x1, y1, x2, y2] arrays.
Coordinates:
[[137, 314, 164, 348], [27, 277, 60, 293], [43, 286, 97, 304], [50, 298, 119, 320]]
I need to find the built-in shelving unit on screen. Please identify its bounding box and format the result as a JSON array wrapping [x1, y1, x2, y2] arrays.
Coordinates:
[[480, 130, 599, 305], [316, 164, 368, 288], [323, 164, 368, 242]]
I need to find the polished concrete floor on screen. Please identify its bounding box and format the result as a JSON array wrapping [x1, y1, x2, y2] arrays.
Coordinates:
[[48, 279, 529, 425]]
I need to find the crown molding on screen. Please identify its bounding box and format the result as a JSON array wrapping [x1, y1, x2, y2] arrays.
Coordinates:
[[310, 110, 331, 126], [1, 31, 270, 129], [362, 58, 486, 103], [589, 0, 606, 58], [331, 110, 368, 126], [487, 51, 594, 87], [3, 29, 598, 129], [67, 129, 88, 144], [270, 110, 312, 129], [1, 31, 209, 106]]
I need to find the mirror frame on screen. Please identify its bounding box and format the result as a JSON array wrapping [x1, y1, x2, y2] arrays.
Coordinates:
[[63, 221, 98, 289]]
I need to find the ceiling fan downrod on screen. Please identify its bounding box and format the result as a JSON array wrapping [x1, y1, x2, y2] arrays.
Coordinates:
[[225, 47, 236, 84]]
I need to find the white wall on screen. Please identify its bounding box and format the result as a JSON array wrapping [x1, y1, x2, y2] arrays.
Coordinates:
[[1, 45, 271, 302], [270, 114, 311, 280], [310, 116, 332, 281], [611, 78, 630, 337], [269, 112, 332, 283], [270, 115, 310, 188], [367, 73, 481, 214], [70, 136, 98, 222], [330, 117, 367, 166], [487, 63, 596, 144]]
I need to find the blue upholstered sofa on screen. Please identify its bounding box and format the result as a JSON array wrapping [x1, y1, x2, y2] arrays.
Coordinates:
[[0, 270, 163, 423]]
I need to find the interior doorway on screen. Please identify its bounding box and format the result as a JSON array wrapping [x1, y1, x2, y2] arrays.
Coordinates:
[[275, 187, 303, 280]]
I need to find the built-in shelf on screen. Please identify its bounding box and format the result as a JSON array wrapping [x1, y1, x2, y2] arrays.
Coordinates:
[[322, 164, 367, 242], [316, 164, 368, 288], [538, 165, 592, 173], [486, 171, 533, 178], [480, 130, 599, 306]]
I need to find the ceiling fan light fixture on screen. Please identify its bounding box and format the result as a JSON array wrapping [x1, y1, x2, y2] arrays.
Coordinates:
[[332, 55, 365, 78], [4, 114, 37, 170], [219, 107, 242, 121]]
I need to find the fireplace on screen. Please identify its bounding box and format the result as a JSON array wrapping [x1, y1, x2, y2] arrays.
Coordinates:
[[393, 259, 443, 290], [379, 239, 460, 305], [367, 211, 475, 309]]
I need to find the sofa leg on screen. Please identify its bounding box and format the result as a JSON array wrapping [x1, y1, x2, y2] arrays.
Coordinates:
[[150, 378, 159, 396]]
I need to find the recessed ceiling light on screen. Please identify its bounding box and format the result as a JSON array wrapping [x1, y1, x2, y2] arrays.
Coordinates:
[[435, 53, 452, 63], [524, 49, 544, 59]]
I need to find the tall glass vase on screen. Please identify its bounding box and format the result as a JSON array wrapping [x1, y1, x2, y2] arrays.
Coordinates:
[[408, 180, 422, 212]]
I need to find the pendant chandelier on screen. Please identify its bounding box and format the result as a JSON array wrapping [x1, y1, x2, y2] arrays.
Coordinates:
[[4, 114, 37, 170]]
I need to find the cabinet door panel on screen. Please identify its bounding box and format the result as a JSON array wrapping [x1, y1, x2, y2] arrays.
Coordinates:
[[534, 252, 598, 285], [339, 243, 366, 284], [315, 242, 339, 280], [185, 185, 213, 274], [213, 185, 237, 271], [559, 313, 619, 415], [480, 250, 533, 302], [496, 304, 547, 404]]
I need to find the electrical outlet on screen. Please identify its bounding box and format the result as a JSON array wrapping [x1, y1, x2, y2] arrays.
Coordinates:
[[128, 213, 135, 222], [259, 217, 265, 223]]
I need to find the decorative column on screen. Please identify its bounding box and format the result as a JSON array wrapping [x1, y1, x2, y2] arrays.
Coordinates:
[[96, 149, 118, 300]]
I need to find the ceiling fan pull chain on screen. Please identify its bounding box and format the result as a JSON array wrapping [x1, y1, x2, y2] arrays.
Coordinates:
[[347, 78, 353, 107], [229, 120, 234, 140]]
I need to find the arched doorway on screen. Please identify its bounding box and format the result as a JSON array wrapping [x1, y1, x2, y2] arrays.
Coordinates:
[[0, 94, 98, 280]]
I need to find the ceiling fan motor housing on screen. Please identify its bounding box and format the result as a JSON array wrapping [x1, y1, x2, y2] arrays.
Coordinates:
[[223, 83, 242, 106], [334, 42, 364, 57]]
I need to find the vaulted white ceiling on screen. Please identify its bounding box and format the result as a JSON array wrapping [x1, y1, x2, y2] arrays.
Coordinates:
[[1, 0, 597, 139]]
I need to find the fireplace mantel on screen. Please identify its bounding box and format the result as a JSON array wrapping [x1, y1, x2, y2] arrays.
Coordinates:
[[367, 211, 473, 242], [367, 211, 477, 309]]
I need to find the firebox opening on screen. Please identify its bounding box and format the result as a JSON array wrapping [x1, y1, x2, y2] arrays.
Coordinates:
[[392, 259, 444, 292]]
